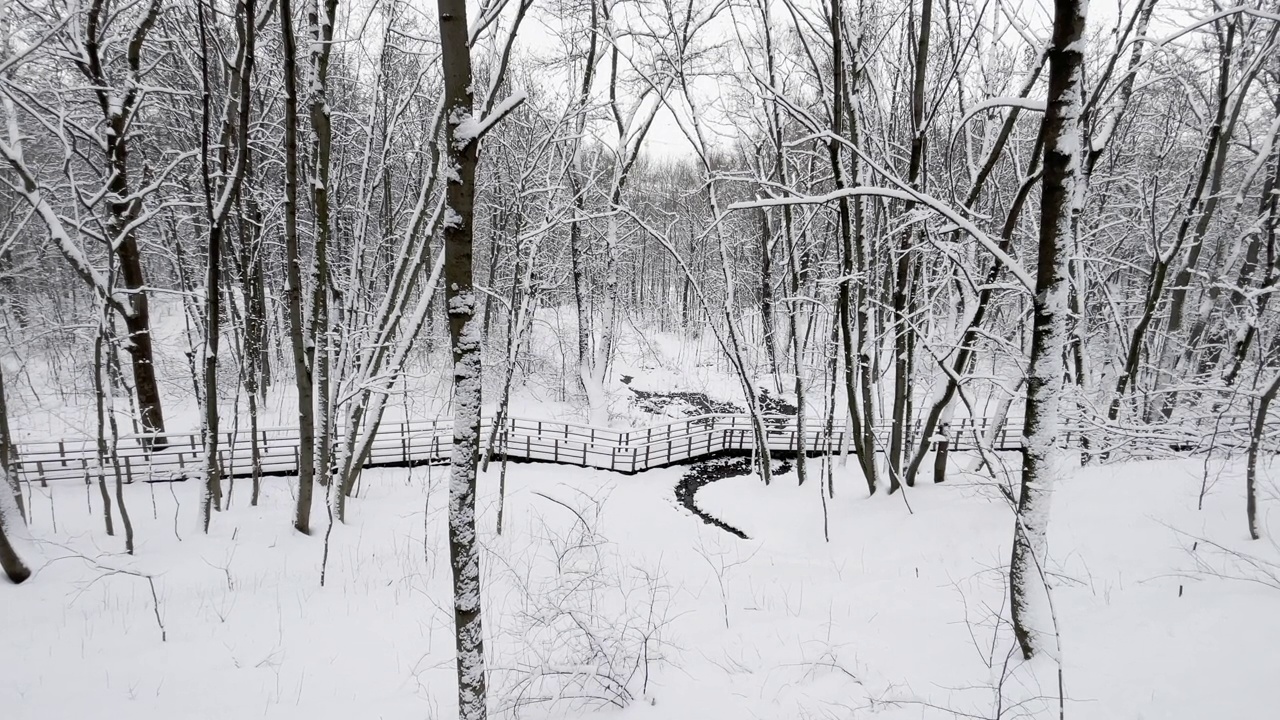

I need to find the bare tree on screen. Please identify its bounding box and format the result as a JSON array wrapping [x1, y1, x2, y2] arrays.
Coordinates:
[[437, 0, 527, 716], [280, 0, 317, 534], [199, 0, 257, 532], [1010, 0, 1088, 662], [70, 0, 170, 444]]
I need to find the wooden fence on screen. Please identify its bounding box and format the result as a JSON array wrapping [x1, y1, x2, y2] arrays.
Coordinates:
[[12, 414, 1030, 485]]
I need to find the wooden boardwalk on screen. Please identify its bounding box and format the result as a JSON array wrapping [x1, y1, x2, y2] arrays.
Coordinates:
[[11, 414, 1028, 486]]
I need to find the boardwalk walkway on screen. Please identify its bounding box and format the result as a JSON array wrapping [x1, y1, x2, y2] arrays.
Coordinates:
[[12, 414, 1030, 486]]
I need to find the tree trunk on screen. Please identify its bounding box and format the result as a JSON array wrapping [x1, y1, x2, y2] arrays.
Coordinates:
[[308, 0, 339, 493], [0, 361, 24, 523], [1246, 372, 1280, 541], [1010, 0, 1086, 662], [438, 0, 488, 716], [198, 0, 222, 532], [758, 206, 782, 384], [903, 142, 1044, 486], [889, 0, 933, 490], [1107, 25, 1235, 423], [830, 0, 879, 495], [93, 328, 115, 538], [280, 0, 316, 534], [1222, 93, 1280, 387], [0, 468, 30, 584], [81, 0, 168, 446]]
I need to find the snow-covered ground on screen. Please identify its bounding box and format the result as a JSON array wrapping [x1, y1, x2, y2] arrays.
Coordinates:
[[3, 455, 1277, 718]]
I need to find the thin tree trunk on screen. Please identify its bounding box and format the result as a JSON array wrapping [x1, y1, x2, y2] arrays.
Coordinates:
[[0, 361, 24, 523], [1159, 22, 1273, 417], [1223, 111, 1280, 387], [1065, 0, 1157, 409], [104, 330, 134, 555], [0, 467, 29, 583], [438, 0, 490, 716], [830, 0, 879, 494], [93, 328, 115, 538], [1108, 25, 1235, 422], [78, 0, 168, 447], [1010, 0, 1087, 662], [567, 2, 599, 413], [758, 5, 802, 482], [889, 0, 933, 489], [1246, 371, 1280, 541], [758, 206, 782, 385], [198, 0, 221, 532], [309, 0, 339, 494], [904, 142, 1044, 486], [280, 0, 316, 534]]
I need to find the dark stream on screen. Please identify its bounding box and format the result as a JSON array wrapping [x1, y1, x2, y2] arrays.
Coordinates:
[[624, 380, 797, 539]]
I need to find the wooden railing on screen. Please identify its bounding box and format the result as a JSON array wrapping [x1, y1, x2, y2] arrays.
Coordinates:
[[12, 414, 1029, 485]]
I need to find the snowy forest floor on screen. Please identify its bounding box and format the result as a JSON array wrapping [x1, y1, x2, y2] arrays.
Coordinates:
[[3, 455, 1278, 719]]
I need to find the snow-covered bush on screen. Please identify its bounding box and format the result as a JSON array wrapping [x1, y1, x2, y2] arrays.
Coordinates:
[[486, 488, 673, 717]]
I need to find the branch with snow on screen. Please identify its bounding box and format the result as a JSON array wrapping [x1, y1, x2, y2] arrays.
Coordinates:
[[0, 138, 132, 317], [728, 184, 1035, 292], [453, 90, 527, 149], [955, 97, 1047, 135]]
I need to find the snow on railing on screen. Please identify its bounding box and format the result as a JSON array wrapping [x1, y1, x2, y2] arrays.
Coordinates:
[[11, 412, 1265, 486]]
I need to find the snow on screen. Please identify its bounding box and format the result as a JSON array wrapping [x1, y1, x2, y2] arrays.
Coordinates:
[[3, 454, 1278, 719], [455, 91, 528, 149], [728, 181, 1035, 292], [957, 96, 1047, 131]]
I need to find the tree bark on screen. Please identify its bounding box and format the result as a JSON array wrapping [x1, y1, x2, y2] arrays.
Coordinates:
[[889, 0, 933, 489], [308, 0, 339, 493], [0, 361, 23, 523], [77, 0, 168, 447], [830, 0, 879, 495], [280, 0, 317, 534], [1010, 0, 1086, 662], [0, 468, 29, 584], [1245, 371, 1279, 541], [438, 0, 488, 717]]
